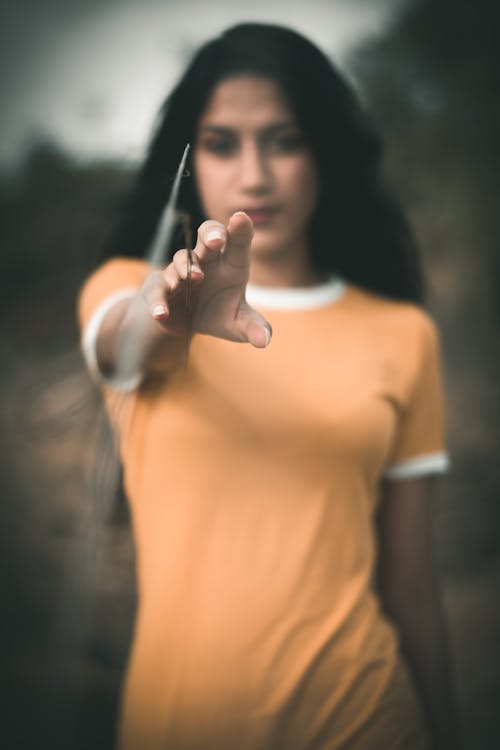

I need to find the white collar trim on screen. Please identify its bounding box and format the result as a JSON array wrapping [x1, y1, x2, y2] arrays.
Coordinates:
[[245, 276, 346, 311]]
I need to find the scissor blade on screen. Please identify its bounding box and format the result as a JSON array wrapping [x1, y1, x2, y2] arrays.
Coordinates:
[[147, 143, 191, 267], [113, 143, 191, 383]]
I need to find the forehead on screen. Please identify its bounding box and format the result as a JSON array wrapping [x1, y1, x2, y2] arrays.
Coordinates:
[[198, 75, 296, 128]]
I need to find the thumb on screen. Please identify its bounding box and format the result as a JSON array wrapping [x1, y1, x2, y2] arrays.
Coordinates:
[[235, 302, 272, 348]]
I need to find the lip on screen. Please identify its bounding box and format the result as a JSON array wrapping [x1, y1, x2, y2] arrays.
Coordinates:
[[239, 206, 281, 226]]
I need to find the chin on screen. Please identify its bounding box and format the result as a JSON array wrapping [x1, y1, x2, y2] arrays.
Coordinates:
[[250, 242, 283, 260], [249, 229, 285, 257]]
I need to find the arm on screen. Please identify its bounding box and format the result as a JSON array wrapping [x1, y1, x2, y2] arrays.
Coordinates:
[[93, 213, 271, 384], [375, 476, 460, 750]]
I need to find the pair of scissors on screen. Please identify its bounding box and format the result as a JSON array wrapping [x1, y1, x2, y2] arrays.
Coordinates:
[[147, 142, 192, 268], [147, 143, 193, 362], [114, 144, 193, 382]]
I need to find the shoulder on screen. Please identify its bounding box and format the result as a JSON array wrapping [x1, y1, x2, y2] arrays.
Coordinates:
[[344, 284, 440, 347], [77, 256, 152, 330], [80, 256, 152, 296]]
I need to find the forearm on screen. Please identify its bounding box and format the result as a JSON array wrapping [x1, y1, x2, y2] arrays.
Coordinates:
[[96, 293, 187, 383], [381, 580, 460, 749]]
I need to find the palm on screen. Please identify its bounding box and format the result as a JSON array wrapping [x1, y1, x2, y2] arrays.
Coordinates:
[[161, 213, 270, 348], [192, 254, 250, 339]]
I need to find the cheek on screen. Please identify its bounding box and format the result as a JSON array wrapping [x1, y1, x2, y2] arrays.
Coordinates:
[[287, 159, 319, 218], [193, 157, 231, 218], [193, 158, 213, 209]]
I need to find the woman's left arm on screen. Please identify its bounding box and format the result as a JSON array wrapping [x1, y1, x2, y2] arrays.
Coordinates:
[[375, 476, 460, 750]]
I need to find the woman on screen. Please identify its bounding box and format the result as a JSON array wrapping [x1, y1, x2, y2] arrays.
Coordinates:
[[79, 23, 458, 750]]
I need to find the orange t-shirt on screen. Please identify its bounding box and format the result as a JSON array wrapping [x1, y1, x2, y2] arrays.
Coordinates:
[[79, 258, 449, 750]]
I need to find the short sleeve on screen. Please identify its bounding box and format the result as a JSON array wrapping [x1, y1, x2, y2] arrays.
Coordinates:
[[77, 257, 151, 390], [383, 312, 450, 480]]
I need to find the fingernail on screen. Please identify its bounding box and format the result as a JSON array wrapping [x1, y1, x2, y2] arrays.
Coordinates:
[[152, 304, 167, 318], [264, 327, 271, 346], [206, 229, 225, 243]]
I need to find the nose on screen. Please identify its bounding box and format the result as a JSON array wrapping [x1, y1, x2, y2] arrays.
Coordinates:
[[238, 141, 272, 194]]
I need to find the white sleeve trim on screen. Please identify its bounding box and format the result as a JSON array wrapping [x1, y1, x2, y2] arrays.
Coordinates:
[[383, 451, 450, 480], [81, 287, 143, 392]]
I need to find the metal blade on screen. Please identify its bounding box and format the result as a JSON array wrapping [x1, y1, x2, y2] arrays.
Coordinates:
[[114, 143, 192, 382], [147, 143, 191, 267]]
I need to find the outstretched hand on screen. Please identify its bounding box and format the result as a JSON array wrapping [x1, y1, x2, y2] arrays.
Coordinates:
[[141, 211, 272, 348]]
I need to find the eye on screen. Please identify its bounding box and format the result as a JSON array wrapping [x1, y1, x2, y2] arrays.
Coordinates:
[[200, 137, 236, 156], [265, 131, 305, 153]]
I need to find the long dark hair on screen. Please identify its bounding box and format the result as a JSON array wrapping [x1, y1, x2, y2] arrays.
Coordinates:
[[103, 23, 424, 303]]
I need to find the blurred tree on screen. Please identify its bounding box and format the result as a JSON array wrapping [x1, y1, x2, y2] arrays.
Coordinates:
[[0, 142, 134, 355], [351, 0, 499, 318]]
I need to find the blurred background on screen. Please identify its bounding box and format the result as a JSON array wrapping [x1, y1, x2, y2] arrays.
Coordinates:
[[1, 0, 499, 747]]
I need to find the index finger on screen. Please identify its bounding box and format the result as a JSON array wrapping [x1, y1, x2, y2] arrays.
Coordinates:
[[223, 211, 254, 270], [193, 219, 227, 264]]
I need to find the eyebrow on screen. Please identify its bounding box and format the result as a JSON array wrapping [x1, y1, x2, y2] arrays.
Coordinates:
[[198, 121, 300, 136]]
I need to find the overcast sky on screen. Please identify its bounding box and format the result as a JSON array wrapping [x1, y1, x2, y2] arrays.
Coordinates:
[[0, 0, 406, 169]]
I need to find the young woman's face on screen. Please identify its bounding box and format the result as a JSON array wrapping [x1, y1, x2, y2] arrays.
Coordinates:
[[193, 75, 319, 259]]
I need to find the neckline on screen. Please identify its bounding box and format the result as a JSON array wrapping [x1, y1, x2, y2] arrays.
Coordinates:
[[245, 276, 346, 311]]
